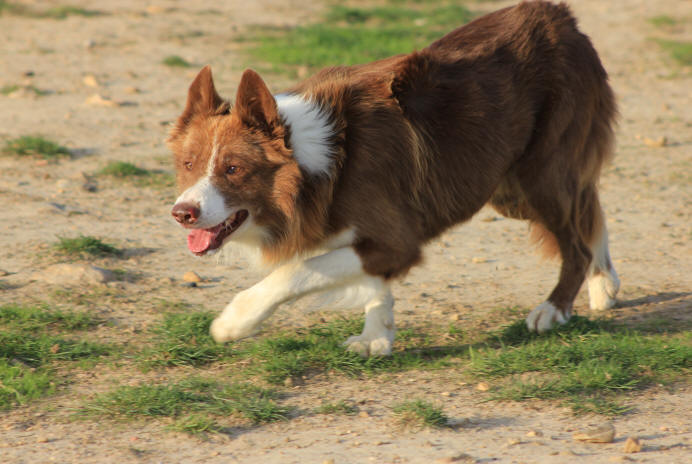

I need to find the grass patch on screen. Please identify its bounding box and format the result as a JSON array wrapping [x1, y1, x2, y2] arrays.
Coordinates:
[[0, 2, 101, 18], [3, 135, 70, 159], [250, 1, 473, 73], [649, 15, 678, 28], [55, 235, 123, 258], [469, 316, 692, 414], [40, 5, 101, 19], [235, 317, 461, 384], [162, 55, 192, 68], [142, 311, 236, 368], [656, 39, 692, 66], [1, 84, 19, 95], [0, 304, 110, 410], [0, 303, 99, 332], [392, 399, 448, 429], [83, 377, 288, 431], [315, 400, 358, 415], [98, 161, 149, 178], [0, 359, 55, 411], [96, 161, 175, 189]]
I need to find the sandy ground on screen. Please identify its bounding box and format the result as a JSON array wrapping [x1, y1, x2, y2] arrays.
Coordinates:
[[0, 0, 690, 463]]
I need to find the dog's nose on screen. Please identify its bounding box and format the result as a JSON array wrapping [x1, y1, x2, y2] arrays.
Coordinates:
[[171, 202, 201, 225]]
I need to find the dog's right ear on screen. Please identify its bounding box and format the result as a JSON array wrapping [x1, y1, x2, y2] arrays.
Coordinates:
[[177, 66, 226, 127]]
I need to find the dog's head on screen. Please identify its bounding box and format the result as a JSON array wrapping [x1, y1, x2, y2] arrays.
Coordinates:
[[168, 66, 300, 256]]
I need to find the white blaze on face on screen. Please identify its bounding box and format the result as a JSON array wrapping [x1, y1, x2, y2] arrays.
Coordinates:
[[174, 140, 232, 229]]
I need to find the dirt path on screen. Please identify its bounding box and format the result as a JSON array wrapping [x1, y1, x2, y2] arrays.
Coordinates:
[[0, 1, 690, 463]]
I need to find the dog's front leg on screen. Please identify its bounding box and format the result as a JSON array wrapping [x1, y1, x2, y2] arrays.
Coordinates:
[[210, 247, 365, 343]]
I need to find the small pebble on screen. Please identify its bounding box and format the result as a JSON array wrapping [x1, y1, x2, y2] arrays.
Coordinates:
[[623, 437, 641, 453], [643, 136, 667, 148], [435, 453, 475, 464], [475, 382, 490, 391], [83, 74, 99, 88], [573, 422, 615, 443], [182, 271, 202, 282]]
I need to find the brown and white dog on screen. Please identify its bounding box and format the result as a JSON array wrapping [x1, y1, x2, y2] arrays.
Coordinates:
[[169, 1, 619, 356]]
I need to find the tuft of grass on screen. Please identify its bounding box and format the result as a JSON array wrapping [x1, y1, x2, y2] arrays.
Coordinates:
[[3, 135, 70, 159], [1, 84, 19, 95], [0, 304, 110, 410], [142, 311, 236, 367], [55, 235, 123, 258], [655, 39, 692, 66], [0, 2, 101, 18], [0, 0, 26, 15], [96, 161, 175, 188], [83, 377, 289, 430], [648, 15, 678, 28], [250, 1, 473, 72], [0, 304, 99, 332], [40, 5, 101, 19], [392, 399, 449, 429], [315, 400, 358, 415], [98, 161, 149, 177], [162, 55, 192, 68], [236, 317, 460, 385], [0, 359, 55, 411], [469, 316, 692, 414], [0, 332, 110, 367]]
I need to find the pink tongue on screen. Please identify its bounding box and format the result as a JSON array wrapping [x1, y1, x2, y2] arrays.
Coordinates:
[[187, 229, 217, 253]]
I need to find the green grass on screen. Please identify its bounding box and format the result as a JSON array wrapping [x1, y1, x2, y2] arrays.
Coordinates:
[[0, 303, 99, 332], [141, 310, 236, 368], [96, 161, 175, 188], [1, 84, 19, 95], [55, 235, 123, 258], [40, 5, 101, 19], [0, 304, 110, 410], [469, 316, 692, 414], [3, 135, 70, 159], [392, 399, 449, 428], [648, 15, 678, 28], [83, 377, 289, 432], [0, 2, 101, 18], [656, 39, 692, 66], [98, 161, 150, 178], [250, 1, 473, 72], [315, 400, 358, 415], [0, 359, 55, 411], [235, 317, 460, 385], [162, 55, 192, 68], [133, 306, 690, 421]]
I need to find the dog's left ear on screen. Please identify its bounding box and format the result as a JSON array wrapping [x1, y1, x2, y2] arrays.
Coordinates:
[[234, 69, 280, 134]]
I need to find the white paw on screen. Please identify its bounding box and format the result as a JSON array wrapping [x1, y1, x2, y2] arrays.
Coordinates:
[[588, 270, 620, 311], [209, 316, 259, 343], [343, 333, 394, 357], [526, 301, 569, 333]]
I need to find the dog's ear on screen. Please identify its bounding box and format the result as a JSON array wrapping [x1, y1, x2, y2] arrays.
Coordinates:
[[234, 69, 280, 134], [180, 66, 225, 122]]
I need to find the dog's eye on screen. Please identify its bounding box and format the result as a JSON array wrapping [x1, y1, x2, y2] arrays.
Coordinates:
[[226, 165, 239, 175], [184, 161, 193, 171]]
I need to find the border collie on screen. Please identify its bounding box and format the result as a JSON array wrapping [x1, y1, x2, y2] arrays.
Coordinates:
[[169, 1, 619, 356]]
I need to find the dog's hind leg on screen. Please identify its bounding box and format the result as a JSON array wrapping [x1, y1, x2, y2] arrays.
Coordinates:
[[343, 281, 395, 357], [586, 211, 619, 311], [519, 170, 594, 333]]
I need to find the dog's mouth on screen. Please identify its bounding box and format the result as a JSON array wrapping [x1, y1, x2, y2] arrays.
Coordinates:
[[187, 210, 249, 256]]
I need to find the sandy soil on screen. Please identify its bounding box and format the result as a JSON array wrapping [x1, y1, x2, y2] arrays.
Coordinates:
[[0, 0, 690, 463]]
